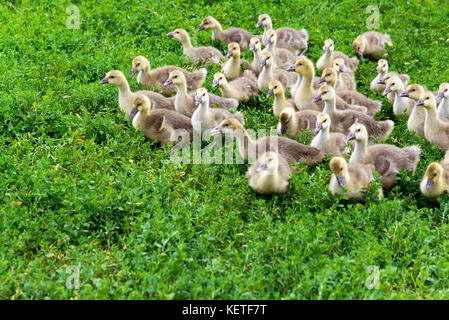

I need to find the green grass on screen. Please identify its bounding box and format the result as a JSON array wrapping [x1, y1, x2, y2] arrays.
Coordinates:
[[1, 0, 449, 299]]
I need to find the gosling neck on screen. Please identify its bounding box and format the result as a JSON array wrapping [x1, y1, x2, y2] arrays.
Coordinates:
[[424, 104, 439, 134], [174, 81, 191, 113], [211, 22, 223, 40], [437, 97, 449, 118], [232, 127, 254, 160], [351, 137, 368, 164], [298, 71, 314, 97], [180, 36, 194, 55], [322, 95, 337, 114]]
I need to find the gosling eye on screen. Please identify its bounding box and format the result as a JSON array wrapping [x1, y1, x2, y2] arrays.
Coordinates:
[[202, 93, 206, 97], [426, 97, 430, 100], [137, 103, 142, 106], [224, 123, 229, 127], [434, 173, 437, 176], [110, 76, 115, 79], [137, 63, 140, 66], [323, 91, 327, 94], [357, 129, 361, 132], [268, 158, 273, 162], [445, 89, 448, 92], [274, 86, 278, 89], [323, 119, 327, 123], [176, 31, 179, 34], [392, 83, 395, 86], [262, 17, 266, 21], [219, 77, 223, 80], [204, 22, 208, 25], [267, 56, 270, 60], [326, 73, 331, 76], [174, 75, 178, 78], [298, 63, 303, 66], [411, 89, 416, 92]]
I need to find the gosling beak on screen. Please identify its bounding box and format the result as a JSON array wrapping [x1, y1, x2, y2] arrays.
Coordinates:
[[318, 76, 326, 84], [437, 91, 445, 101], [337, 175, 345, 188], [130, 67, 138, 77], [312, 94, 322, 103], [280, 124, 287, 135], [249, 43, 255, 51], [197, 24, 205, 32], [377, 77, 386, 85], [259, 59, 266, 68], [377, 66, 383, 73], [266, 88, 274, 98], [345, 131, 355, 143], [211, 125, 223, 135], [194, 96, 202, 106], [129, 107, 138, 119], [263, 38, 270, 46], [314, 122, 323, 133], [399, 90, 409, 97], [287, 64, 296, 72], [226, 50, 233, 57], [167, 32, 175, 38], [212, 79, 219, 87], [426, 178, 434, 189], [324, 46, 330, 54], [415, 98, 424, 107], [256, 20, 262, 28], [256, 161, 268, 172], [99, 76, 109, 84], [339, 65, 346, 73], [163, 78, 173, 87], [383, 86, 392, 96], [358, 51, 363, 59]]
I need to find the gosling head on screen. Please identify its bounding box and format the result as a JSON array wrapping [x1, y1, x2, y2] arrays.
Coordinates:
[[131, 56, 150, 77], [312, 85, 335, 103], [249, 37, 261, 51], [167, 28, 189, 42], [227, 42, 241, 58], [267, 80, 284, 98], [278, 107, 295, 134], [260, 51, 274, 68], [352, 36, 366, 58], [194, 88, 209, 106], [198, 16, 219, 31], [131, 94, 152, 118], [383, 76, 401, 96], [164, 70, 185, 87], [377, 71, 396, 85], [212, 72, 227, 87], [346, 123, 368, 143], [287, 57, 314, 76], [256, 13, 271, 28], [415, 90, 436, 109], [424, 162, 443, 189], [256, 151, 280, 173], [400, 84, 424, 100], [437, 83, 449, 101], [264, 29, 276, 46], [211, 118, 245, 135], [377, 59, 388, 74], [315, 112, 331, 133], [333, 58, 346, 73], [330, 157, 348, 188], [319, 67, 337, 85], [99, 70, 126, 86], [323, 39, 334, 54]]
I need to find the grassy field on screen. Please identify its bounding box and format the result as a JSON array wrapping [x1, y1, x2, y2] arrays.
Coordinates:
[[1, 0, 449, 299]]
